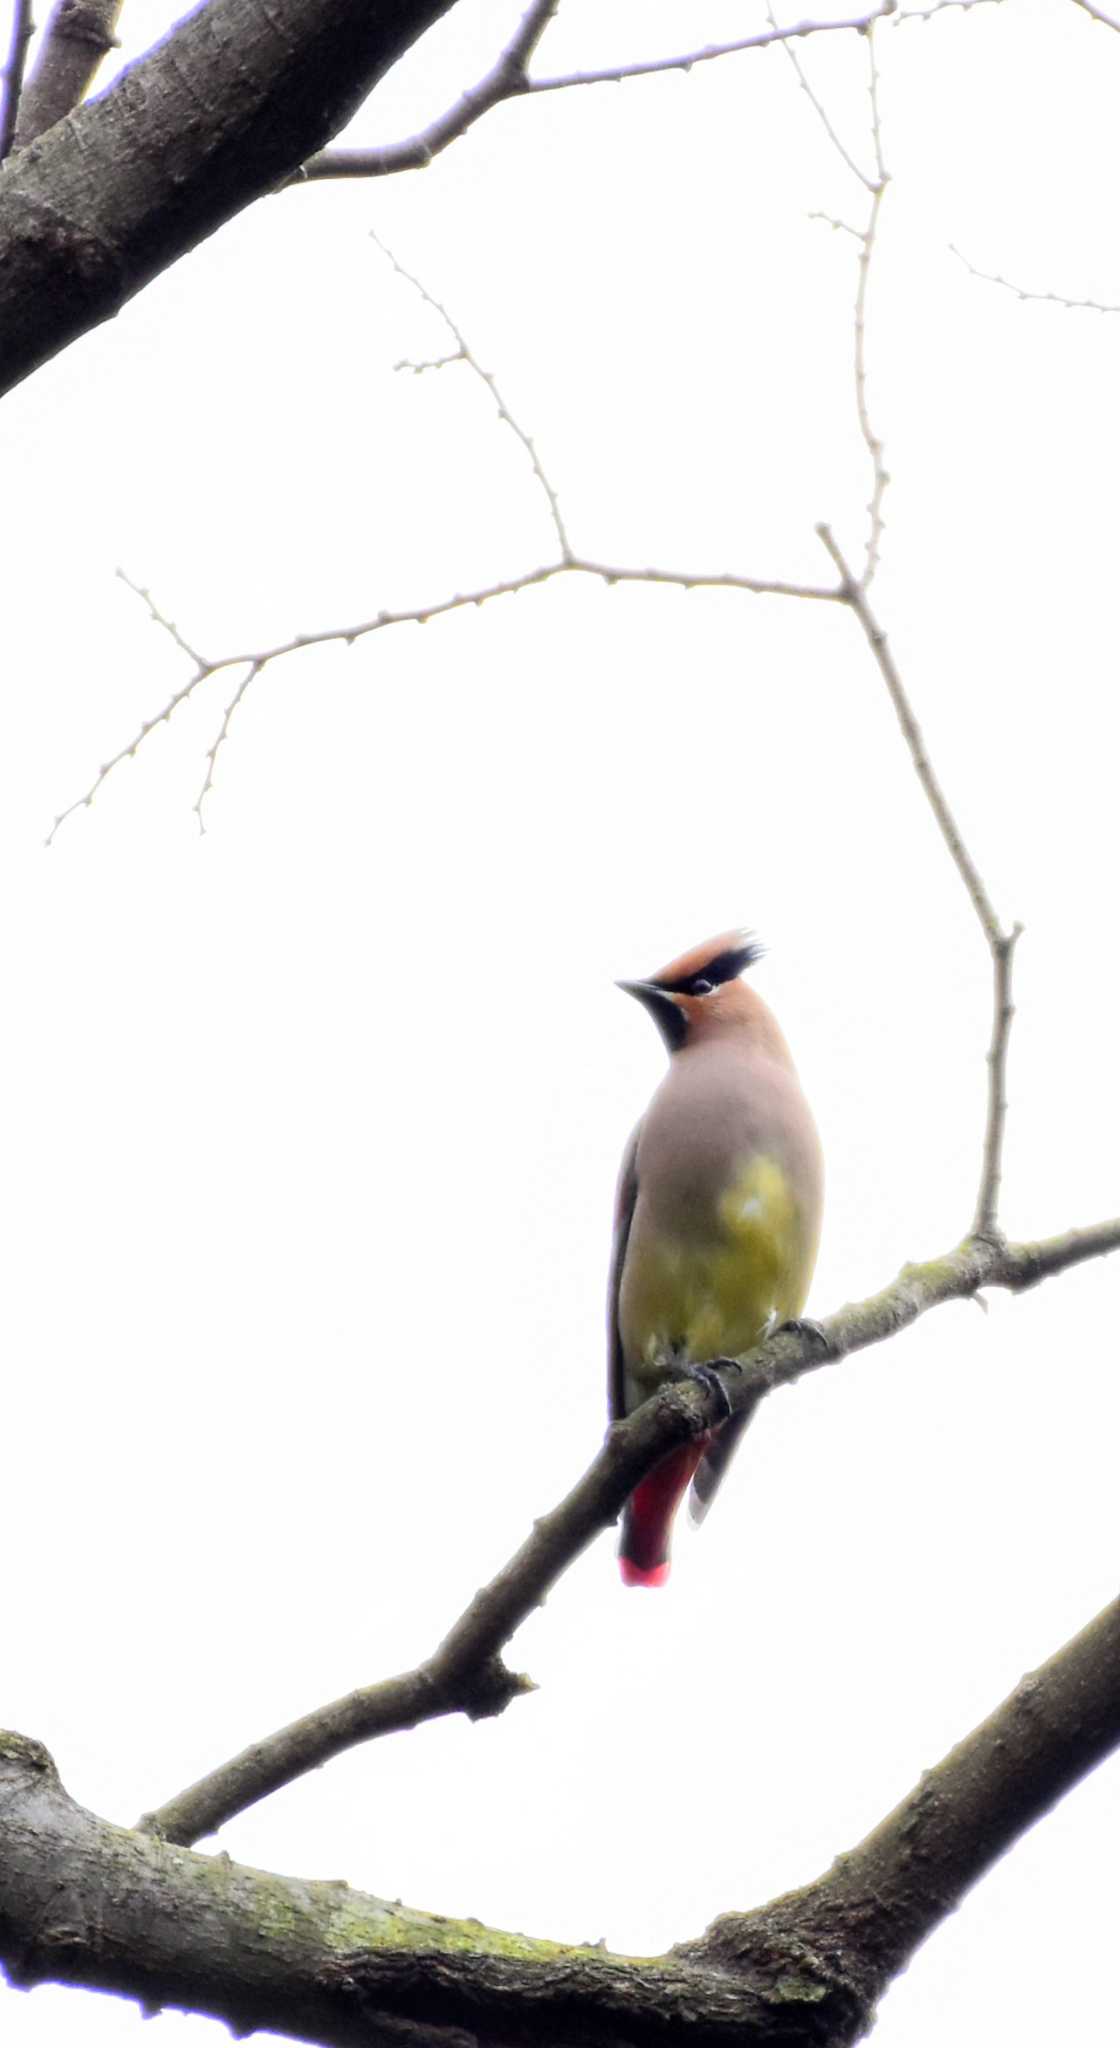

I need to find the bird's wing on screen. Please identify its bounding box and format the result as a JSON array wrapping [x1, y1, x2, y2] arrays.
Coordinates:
[[607, 1122, 641, 1422], [688, 1395, 762, 1524]]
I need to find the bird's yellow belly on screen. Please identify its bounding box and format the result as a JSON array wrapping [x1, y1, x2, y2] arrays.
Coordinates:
[[620, 1154, 806, 1403]]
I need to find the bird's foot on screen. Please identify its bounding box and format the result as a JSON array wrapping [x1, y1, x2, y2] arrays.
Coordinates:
[[777, 1316, 831, 1355], [678, 1357, 741, 1422]]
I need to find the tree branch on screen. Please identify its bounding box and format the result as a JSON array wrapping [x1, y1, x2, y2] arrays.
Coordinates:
[[11, 0, 123, 150], [0, 0, 457, 396], [0, 1727, 861, 2048], [6, 1583, 1120, 2044], [692, 1593, 1120, 2003], [300, 6, 895, 182], [950, 241, 1120, 313], [1069, 0, 1120, 31], [135, 1216, 1120, 1849], [786, 15, 891, 588], [47, 558, 842, 843], [0, 0, 34, 161], [817, 525, 1021, 1236], [375, 230, 573, 561]]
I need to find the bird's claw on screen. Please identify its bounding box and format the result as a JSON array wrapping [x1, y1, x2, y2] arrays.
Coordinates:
[[777, 1316, 830, 1354], [679, 1357, 740, 1422]]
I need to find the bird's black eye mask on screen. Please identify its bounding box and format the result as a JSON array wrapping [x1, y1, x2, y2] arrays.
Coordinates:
[[654, 940, 764, 998]]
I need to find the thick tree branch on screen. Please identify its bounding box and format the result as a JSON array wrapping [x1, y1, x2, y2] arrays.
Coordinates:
[[6, 1586, 1120, 2045], [12, 0, 123, 150], [0, 1728, 862, 2048], [137, 1216, 1120, 1849], [0, 0, 456, 395], [691, 1593, 1120, 2000]]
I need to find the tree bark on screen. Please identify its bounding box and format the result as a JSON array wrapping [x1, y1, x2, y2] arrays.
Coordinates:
[[4, 1595, 1120, 2047], [0, 0, 457, 396], [0, 1732, 862, 2048]]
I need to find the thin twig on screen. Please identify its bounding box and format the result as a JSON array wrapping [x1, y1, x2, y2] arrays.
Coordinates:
[[853, 184, 890, 586], [856, 29, 891, 590], [116, 569, 208, 667], [783, 8, 890, 585], [816, 523, 1020, 1235], [373, 232, 572, 560], [809, 210, 864, 240], [769, 0, 881, 191], [48, 559, 842, 843], [0, 0, 34, 161], [950, 242, 1120, 313], [45, 573, 217, 845], [194, 663, 260, 835], [135, 1215, 1120, 1847]]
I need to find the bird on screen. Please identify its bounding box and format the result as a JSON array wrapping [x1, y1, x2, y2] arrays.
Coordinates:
[[608, 930, 822, 1586]]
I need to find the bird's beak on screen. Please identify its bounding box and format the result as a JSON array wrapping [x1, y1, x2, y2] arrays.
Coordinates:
[[616, 979, 688, 1054]]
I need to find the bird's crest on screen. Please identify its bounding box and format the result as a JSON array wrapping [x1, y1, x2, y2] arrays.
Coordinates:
[[651, 930, 764, 997]]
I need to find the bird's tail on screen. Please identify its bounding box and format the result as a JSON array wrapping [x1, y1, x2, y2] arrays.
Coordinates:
[[688, 1394, 761, 1525], [619, 1437, 710, 1587]]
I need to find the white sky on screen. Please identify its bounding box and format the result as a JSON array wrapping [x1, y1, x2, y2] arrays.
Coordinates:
[[3, 0, 1120, 2043]]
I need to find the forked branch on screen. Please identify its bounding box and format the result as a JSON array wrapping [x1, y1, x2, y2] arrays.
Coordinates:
[[138, 1218, 1120, 1848]]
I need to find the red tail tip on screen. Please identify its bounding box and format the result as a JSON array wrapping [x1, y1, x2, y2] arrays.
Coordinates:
[[619, 1556, 671, 1588]]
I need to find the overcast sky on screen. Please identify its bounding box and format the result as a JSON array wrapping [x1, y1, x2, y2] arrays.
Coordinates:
[[4, 1, 1120, 2044]]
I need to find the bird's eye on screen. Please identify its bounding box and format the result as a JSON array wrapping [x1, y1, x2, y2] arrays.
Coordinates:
[[689, 977, 714, 997]]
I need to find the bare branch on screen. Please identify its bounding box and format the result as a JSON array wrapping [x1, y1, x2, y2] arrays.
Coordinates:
[[12, 0, 122, 149], [853, 187, 890, 585], [115, 568, 208, 668], [45, 579, 216, 846], [1069, 0, 1120, 30], [194, 662, 261, 835], [817, 524, 1020, 1234], [48, 558, 841, 841], [136, 1215, 1120, 1848], [295, 0, 554, 182], [301, 4, 898, 181], [770, 0, 882, 191], [950, 241, 1120, 312], [0, 0, 34, 161], [790, 10, 891, 585], [374, 231, 572, 559], [817, 524, 1002, 940], [809, 208, 865, 240], [975, 920, 1023, 1237]]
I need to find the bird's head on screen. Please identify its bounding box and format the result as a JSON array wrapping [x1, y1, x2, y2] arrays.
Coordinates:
[[617, 929, 765, 1054]]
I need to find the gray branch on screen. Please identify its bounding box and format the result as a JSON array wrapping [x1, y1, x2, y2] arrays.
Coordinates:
[[4, 1584, 1120, 2046], [12, 0, 123, 149]]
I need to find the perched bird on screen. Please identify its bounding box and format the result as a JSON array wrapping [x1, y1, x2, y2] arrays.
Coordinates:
[[609, 931, 822, 1586]]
